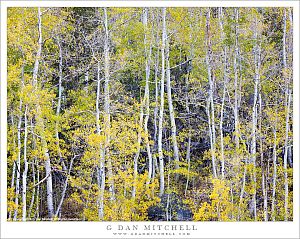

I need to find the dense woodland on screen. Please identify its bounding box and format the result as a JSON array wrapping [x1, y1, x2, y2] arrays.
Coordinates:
[[7, 7, 293, 221]]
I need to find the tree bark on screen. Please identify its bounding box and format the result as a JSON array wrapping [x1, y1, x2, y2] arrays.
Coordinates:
[[55, 155, 76, 218], [8, 115, 16, 220], [132, 105, 143, 198], [283, 8, 291, 222], [152, 13, 160, 183], [271, 112, 278, 221], [249, 15, 261, 221], [259, 92, 268, 221], [219, 7, 227, 180], [28, 140, 36, 219], [166, 23, 180, 177], [32, 7, 42, 86], [103, 7, 115, 201], [234, 8, 240, 150], [158, 7, 166, 196], [13, 93, 22, 221], [55, 37, 67, 172], [283, 91, 291, 221], [206, 8, 217, 178], [238, 162, 247, 220], [33, 8, 55, 219], [22, 105, 28, 221], [96, 59, 106, 220], [143, 8, 154, 186]]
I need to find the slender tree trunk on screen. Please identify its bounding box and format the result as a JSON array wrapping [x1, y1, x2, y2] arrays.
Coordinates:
[[55, 37, 67, 172], [28, 156, 36, 219], [271, 112, 278, 221], [283, 91, 291, 221], [132, 105, 143, 198], [249, 15, 261, 221], [250, 102, 258, 222], [35, 162, 40, 220], [184, 12, 194, 195], [184, 130, 191, 196], [220, 86, 226, 180], [103, 7, 115, 201], [33, 8, 54, 219], [8, 114, 16, 220], [166, 23, 180, 177], [259, 92, 268, 221], [152, 14, 160, 183], [143, 8, 153, 186], [238, 162, 247, 220], [233, 10, 243, 216], [283, 8, 291, 222], [165, 138, 171, 221], [44, 146, 54, 218], [219, 7, 227, 180], [184, 64, 192, 196], [22, 105, 28, 221], [13, 96, 22, 221], [55, 155, 76, 218], [206, 8, 217, 178], [158, 7, 166, 196], [32, 7, 42, 86], [234, 8, 240, 149], [96, 61, 105, 220]]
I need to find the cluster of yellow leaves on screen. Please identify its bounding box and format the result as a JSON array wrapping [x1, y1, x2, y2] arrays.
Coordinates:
[[194, 179, 234, 221], [7, 187, 18, 216], [103, 173, 160, 221]]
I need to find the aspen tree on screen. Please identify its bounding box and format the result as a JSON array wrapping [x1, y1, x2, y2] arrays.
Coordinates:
[[165, 13, 180, 177], [21, 105, 28, 221], [103, 8, 115, 201], [250, 11, 261, 221], [158, 7, 166, 196], [283, 8, 291, 222], [206, 8, 217, 178]]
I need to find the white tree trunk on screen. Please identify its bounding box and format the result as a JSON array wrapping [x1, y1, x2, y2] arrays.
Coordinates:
[[132, 105, 143, 198], [283, 8, 291, 222], [271, 116, 277, 221], [35, 162, 40, 219], [283, 91, 291, 221], [55, 37, 67, 172], [249, 15, 261, 221], [103, 7, 115, 201], [22, 106, 28, 221], [259, 92, 268, 221], [95, 60, 105, 220], [206, 9, 217, 178], [55, 155, 76, 218], [13, 97, 22, 221], [152, 17, 160, 183], [219, 7, 227, 180], [158, 7, 166, 196], [234, 8, 240, 150], [8, 115, 16, 220], [44, 145, 54, 218], [143, 8, 153, 186], [32, 7, 42, 86], [33, 8, 54, 219], [28, 156, 36, 219], [238, 163, 247, 220], [184, 131, 191, 196], [166, 27, 180, 176]]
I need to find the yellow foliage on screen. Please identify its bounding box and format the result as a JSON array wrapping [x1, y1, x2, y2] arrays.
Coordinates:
[[194, 179, 235, 221], [104, 173, 160, 221]]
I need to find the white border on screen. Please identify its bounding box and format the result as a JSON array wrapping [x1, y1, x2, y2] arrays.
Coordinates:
[[1, 1, 299, 238]]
